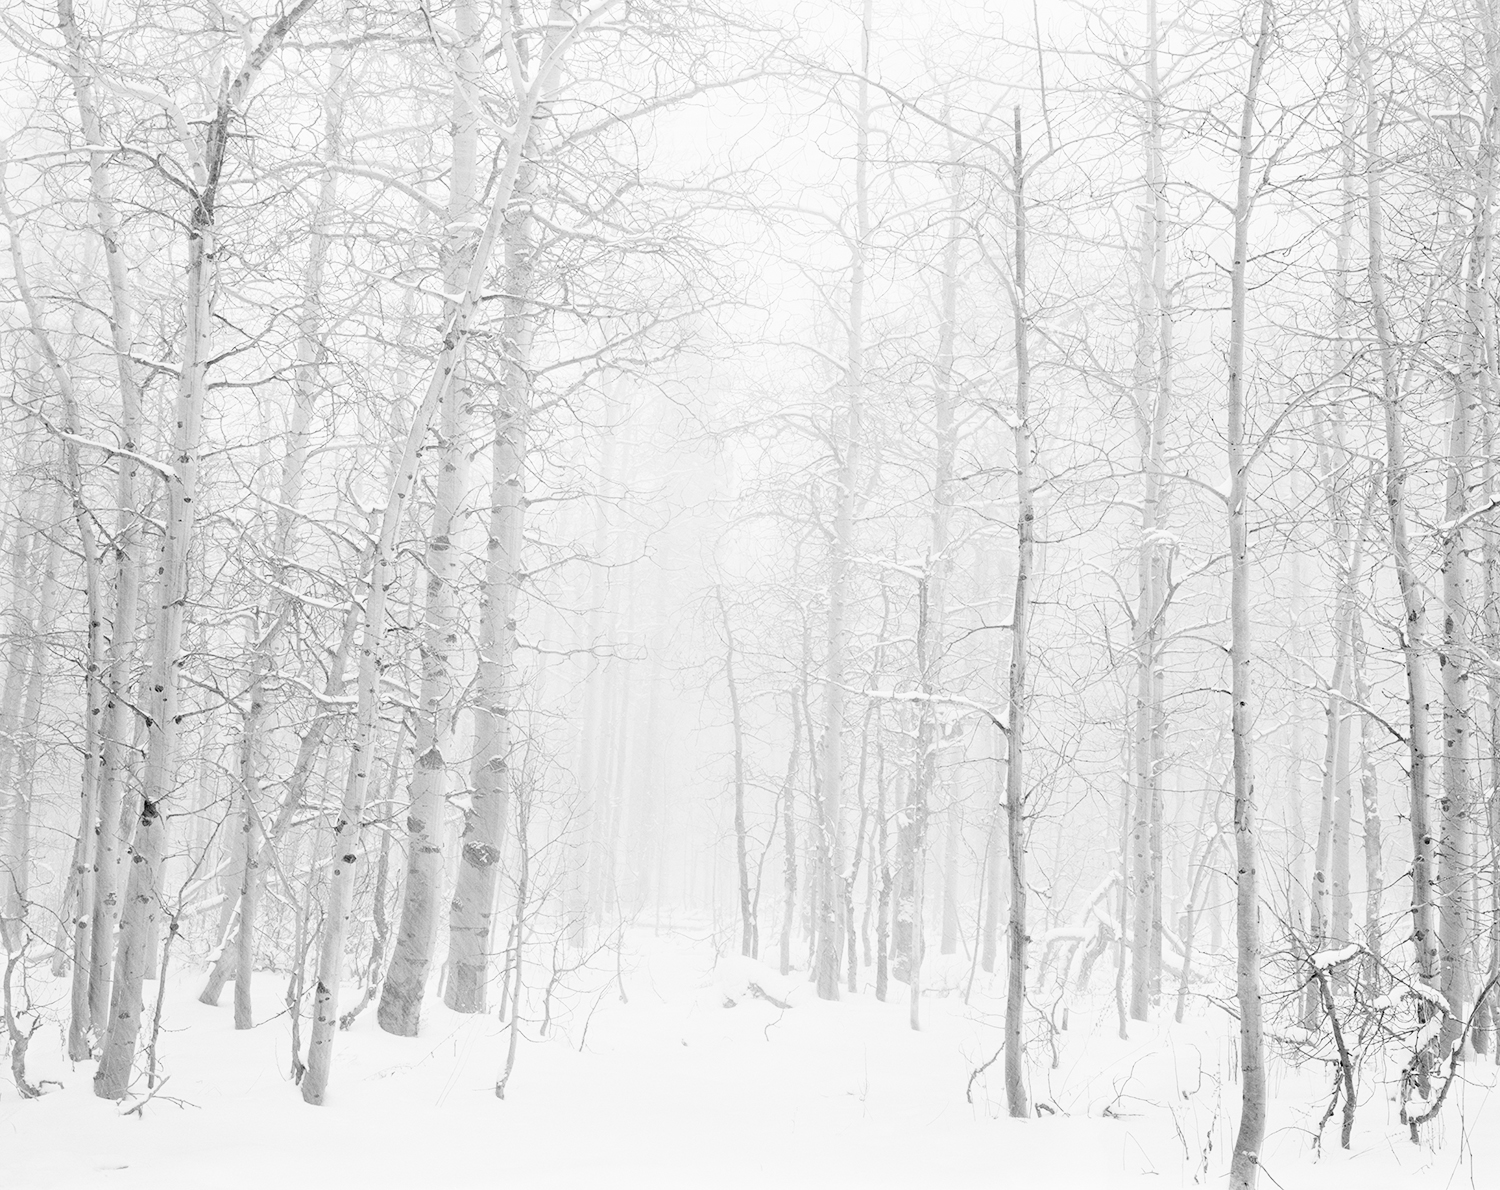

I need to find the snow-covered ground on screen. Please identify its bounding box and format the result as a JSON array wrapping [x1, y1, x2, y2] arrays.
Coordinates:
[[3, 930, 1495, 1188]]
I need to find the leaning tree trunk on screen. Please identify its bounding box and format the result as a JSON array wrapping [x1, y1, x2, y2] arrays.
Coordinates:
[[1227, 4, 1273, 1184], [302, 1, 584, 1102]]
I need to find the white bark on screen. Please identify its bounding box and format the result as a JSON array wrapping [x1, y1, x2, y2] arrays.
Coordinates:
[[302, 0, 587, 1102], [1227, 5, 1273, 1184], [1128, 0, 1171, 1021], [1004, 104, 1033, 1121], [815, 0, 872, 1003], [378, 0, 482, 1036]]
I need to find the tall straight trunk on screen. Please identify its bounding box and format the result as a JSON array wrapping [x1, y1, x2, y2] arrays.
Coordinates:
[[936, 144, 966, 964], [573, 394, 628, 944], [378, 0, 482, 1037], [981, 725, 1007, 974], [222, 24, 351, 1026], [1129, 0, 1171, 1020], [62, 422, 105, 1060], [914, 144, 965, 1003], [874, 727, 892, 998], [980, 526, 1012, 976], [1286, 635, 1309, 965], [597, 585, 639, 923], [56, 0, 147, 1040], [444, 107, 542, 1015], [779, 679, 803, 976], [1312, 451, 1368, 985], [302, 2, 583, 1102], [0, 492, 64, 948], [93, 192, 210, 1100], [1347, 0, 1438, 1009], [0, 501, 38, 948], [815, 0, 872, 1002], [627, 575, 669, 922], [1003, 106, 1033, 1121], [94, 1, 320, 1099], [1485, 400, 1500, 1039], [1473, 0, 1500, 1056], [908, 583, 934, 1025], [231, 611, 266, 1031], [1352, 605, 1385, 988], [1436, 289, 1477, 1049], [2, 218, 106, 1057], [1436, 135, 1492, 1046], [939, 808, 960, 956], [720, 592, 755, 956], [845, 721, 871, 992], [1227, 5, 1273, 1184], [1325, 97, 1367, 970]]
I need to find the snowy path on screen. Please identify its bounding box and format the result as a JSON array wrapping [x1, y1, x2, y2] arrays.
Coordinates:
[[3, 932, 1494, 1188]]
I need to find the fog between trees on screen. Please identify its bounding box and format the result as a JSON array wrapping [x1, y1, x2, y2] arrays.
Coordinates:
[[0, 1, 1498, 1186]]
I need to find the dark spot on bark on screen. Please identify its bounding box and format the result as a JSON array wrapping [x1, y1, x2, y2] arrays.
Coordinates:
[[462, 842, 501, 868]]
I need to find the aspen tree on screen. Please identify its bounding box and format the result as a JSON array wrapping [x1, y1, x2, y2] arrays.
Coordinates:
[[1346, 0, 1439, 1023], [815, 0, 873, 1003], [719, 590, 756, 956], [1128, 0, 1172, 1022], [1004, 104, 1034, 1121], [1435, 0, 1498, 1044], [204, 25, 353, 1027], [378, 0, 483, 1038], [906, 146, 966, 1020], [54, 0, 148, 1041], [93, 0, 321, 1100], [779, 646, 805, 977], [0, 489, 63, 950], [1227, 3, 1274, 1184], [302, 0, 593, 1103], [1, 170, 116, 1058], [444, 99, 542, 1012]]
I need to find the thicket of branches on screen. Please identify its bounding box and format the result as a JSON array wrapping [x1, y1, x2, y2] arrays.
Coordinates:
[[0, 1, 1497, 1178]]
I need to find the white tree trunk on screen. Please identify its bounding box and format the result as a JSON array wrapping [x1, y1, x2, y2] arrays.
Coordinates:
[[1128, 0, 1171, 1021], [1227, 5, 1273, 1184], [55, 0, 148, 1041], [302, 1, 585, 1101], [378, 0, 481, 1036], [1003, 105, 1033, 1121]]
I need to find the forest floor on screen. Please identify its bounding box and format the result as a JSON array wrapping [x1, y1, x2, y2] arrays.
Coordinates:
[[2, 926, 1496, 1188]]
